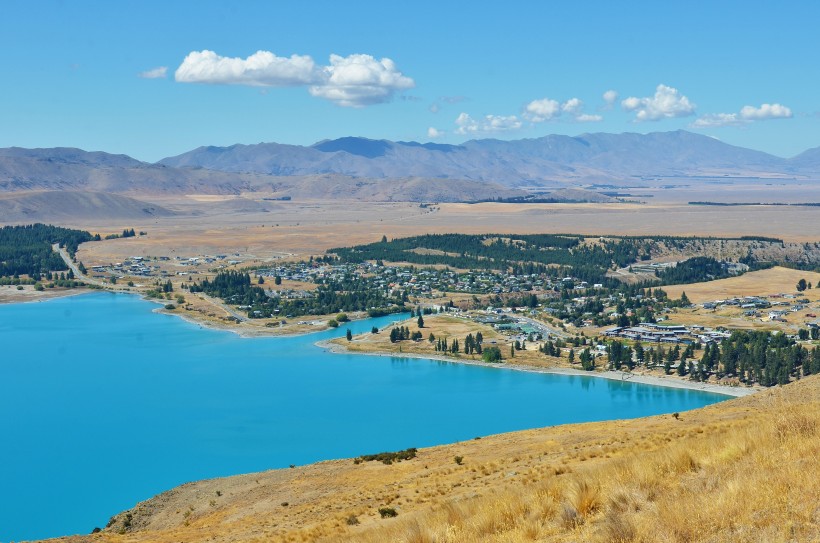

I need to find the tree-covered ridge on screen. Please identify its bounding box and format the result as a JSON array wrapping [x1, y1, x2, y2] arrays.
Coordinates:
[[329, 234, 641, 283], [654, 257, 733, 285], [0, 223, 97, 277], [189, 270, 405, 319]]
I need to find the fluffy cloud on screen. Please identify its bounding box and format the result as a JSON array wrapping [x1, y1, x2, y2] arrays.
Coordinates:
[[524, 98, 560, 122], [455, 112, 522, 135], [175, 50, 414, 107], [175, 50, 318, 86], [739, 103, 792, 120], [427, 127, 444, 139], [139, 66, 168, 79], [602, 89, 618, 107], [561, 97, 583, 115], [576, 113, 603, 122], [692, 103, 793, 128], [524, 97, 602, 123], [621, 84, 696, 121], [308, 54, 415, 107], [691, 113, 745, 128]]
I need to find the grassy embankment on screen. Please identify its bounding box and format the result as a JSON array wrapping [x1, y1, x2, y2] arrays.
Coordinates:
[[71, 374, 819, 543]]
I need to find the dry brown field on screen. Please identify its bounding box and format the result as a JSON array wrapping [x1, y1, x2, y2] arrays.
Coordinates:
[[14, 198, 812, 269], [663, 266, 820, 303]]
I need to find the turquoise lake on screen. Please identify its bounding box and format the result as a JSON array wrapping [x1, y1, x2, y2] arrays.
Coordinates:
[[0, 292, 729, 541]]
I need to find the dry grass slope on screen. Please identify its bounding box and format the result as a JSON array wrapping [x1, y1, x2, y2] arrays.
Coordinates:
[[49, 375, 820, 543], [334, 378, 820, 543]]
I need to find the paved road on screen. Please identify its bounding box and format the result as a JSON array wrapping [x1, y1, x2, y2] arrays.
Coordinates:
[[55, 243, 249, 321], [53, 243, 129, 291]]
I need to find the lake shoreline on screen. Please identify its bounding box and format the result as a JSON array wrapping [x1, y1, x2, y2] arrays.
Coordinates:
[[317, 339, 759, 398], [0, 284, 90, 305], [4, 290, 758, 398]]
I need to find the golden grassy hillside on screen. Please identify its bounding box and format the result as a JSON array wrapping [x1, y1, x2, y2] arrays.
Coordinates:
[[51, 375, 819, 543], [663, 266, 820, 304]]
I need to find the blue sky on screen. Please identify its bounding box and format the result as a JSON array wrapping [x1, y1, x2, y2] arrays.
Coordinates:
[[2, 0, 818, 162]]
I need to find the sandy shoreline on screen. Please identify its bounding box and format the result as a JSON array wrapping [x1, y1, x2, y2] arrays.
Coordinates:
[[0, 285, 91, 305], [4, 288, 756, 398], [316, 339, 759, 398]]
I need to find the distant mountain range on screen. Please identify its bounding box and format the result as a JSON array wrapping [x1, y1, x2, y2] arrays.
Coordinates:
[[159, 130, 820, 188], [1, 132, 819, 212]]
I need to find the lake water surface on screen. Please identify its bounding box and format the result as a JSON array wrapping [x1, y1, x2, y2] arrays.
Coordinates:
[[0, 292, 728, 541]]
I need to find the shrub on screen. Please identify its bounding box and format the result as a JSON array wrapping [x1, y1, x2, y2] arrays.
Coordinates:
[[357, 447, 417, 465], [454, 455, 464, 465], [327, 319, 339, 328], [165, 304, 176, 310], [482, 346, 503, 363], [346, 514, 360, 525], [378, 507, 398, 518], [336, 313, 349, 322]]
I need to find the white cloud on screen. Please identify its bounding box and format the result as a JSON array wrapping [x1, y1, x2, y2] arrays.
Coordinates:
[[602, 89, 618, 107], [175, 50, 318, 86], [175, 50, 414, 107], [139, 66, 168, 79], [455, 112, 522, 135], [524, 98, 560, 122], [739, 103, 792, 120], [562, 98, 583, 115], [427, 127, 444, 139], [621, 84, 696, 121], [524, 97, 601, 123], [576, 113, 603, 122], [691, 113, 744, 128], [308, 54, 415, 107], [691, 103, 793, 128]]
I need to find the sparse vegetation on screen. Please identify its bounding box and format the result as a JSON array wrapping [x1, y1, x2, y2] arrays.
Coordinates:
[[95, 376, 820, 542], [378, 507, 398, 518], [356, 447, 418, 465]]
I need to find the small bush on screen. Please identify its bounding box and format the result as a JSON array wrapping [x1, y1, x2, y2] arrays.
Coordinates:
[[346, 514, 360, 525], [482, 346, 503, 363], [378, 507, 398, 518], [357, 447, 417, 465], [454, 455, 464, 465], [327, 319, 339, 328], [165, 304, 176, 310]]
